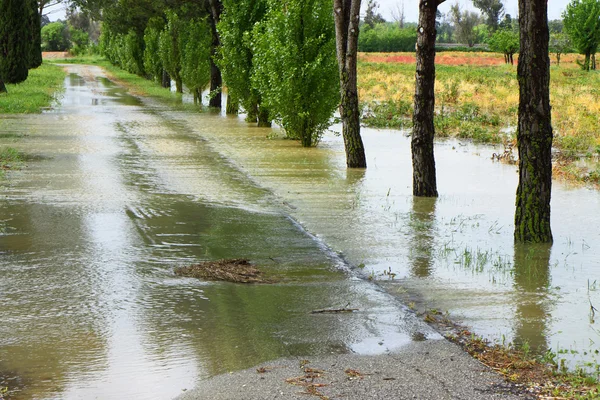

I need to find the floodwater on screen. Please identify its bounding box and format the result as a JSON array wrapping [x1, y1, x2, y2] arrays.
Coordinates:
[[0, 65, 434, 400], [0, 64, 599, 398], [175, 113, 600, 370]]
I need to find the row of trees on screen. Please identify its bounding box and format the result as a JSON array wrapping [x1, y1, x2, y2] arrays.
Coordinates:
[[0, 0, 43, 92], [2, 0, 563, 244], [91, 0, 364, 158]]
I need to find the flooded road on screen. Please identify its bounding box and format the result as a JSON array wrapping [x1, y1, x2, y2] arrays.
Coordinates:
[[0, 63, 599, 398], [0, 65, 432, 399]]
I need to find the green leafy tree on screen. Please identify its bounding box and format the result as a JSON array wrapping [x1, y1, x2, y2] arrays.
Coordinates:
[[69, 26, 89, 55], [450, 4, 481, 47], [487, 28, 519, 64], [217, 0, 270, 124], [143, 18, 164, 82], [41, 21, 71, 51], [549, 32, 572, 65], [358, 24, 417, 52], [548, 19, 564, 33], [563, 0, 600, 70], [0, 0, 30, 92], [159, 11, 183, 93], [364, 0, 385, 28], [252, 0, 339, 147], [472, 0, 504, 32], [180, 18, 212, 104], [29, 0, 43, 68]]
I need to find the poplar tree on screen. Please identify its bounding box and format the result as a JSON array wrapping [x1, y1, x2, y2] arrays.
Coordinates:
[[252, 0, 339, 147], [0, 0, 30, 93], [29, 0, 43, 69], [217, 0, 270, 125]]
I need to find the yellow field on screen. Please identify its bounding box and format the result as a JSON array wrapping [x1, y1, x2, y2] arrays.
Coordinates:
[[357, 51, 600, 182]]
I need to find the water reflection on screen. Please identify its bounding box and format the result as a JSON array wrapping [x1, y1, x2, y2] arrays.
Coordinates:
[[0, 65, 434, 399], [408, 197, 437, 278], [512, 244, 552, 352]]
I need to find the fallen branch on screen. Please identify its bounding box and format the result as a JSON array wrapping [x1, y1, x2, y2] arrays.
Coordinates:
[[310, 308, 358, 314]]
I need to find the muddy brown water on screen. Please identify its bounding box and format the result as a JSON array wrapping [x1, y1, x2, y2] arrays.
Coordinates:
[[0, 65, 434, 399], [0, 64, 599, 398]]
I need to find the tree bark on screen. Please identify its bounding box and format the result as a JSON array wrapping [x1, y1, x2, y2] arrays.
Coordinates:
[[334, 0, 367, 168], [514, 0, 553, 243], [161, 70, 171, 89], [257, 104, 271, 127], [208, 0, 223, 109], [412, 0, 443, 197], [0, 80, 6, 93]]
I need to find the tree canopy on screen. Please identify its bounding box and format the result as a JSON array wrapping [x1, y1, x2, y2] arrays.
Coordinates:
[[473, 0, 504, 32], [563, 0, 600, 70], [252, 0, 339, 147]]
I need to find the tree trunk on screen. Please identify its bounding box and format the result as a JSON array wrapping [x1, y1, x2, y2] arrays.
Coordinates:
[[0, 80, 6, 93], [161, 70, 171, 89], [556, 53, 560, 66], [226, 93, 239, 114], [257, 105, 271, 127], [412, 0, 442, 197], [208, 0, 223, 109], [175, 77, 182, 94], [592, 53, 596, 70], [246, 100, 258, 123], [334, 0, 367, 168], [514, 0, 553, 243]]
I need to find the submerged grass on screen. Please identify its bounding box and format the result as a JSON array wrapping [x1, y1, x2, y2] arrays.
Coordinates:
[[0, 147, 25, 179], [0, 63, 66, 113]]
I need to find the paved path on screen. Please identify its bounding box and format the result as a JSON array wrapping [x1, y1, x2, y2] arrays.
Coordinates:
[[177, 340, 523, 400]]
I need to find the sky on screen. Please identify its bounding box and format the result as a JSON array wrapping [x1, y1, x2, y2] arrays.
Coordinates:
[[364, 0, 571, 23], [48, 0, 571, 22]]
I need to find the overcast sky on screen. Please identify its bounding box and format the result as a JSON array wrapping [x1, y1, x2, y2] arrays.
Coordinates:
[[363, 0, 570, 23], [48, 0, 571, 22]]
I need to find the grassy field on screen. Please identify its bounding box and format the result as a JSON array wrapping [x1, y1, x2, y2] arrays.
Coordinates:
[[358, 51, 600, 183], [0, 62, 66, 114]]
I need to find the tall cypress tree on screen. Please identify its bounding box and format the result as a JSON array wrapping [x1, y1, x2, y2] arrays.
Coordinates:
[[0, 0, 30, 92], [28, 0, 43, 69]]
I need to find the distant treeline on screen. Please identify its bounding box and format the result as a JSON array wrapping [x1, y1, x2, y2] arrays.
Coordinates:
[[358, 23, 492, 53], [358, 23, 416, 52]]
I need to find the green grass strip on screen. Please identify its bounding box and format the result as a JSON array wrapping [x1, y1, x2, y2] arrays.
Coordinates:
[[0, 63, 66, 114]]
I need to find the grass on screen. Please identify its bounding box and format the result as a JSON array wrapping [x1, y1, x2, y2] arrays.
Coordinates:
[[0, 147, 25, 179], [358, 51, 600, 183], [0, 63, 66, 113]]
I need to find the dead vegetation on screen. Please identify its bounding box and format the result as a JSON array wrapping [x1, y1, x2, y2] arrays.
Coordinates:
[[174, 259, 272, 283], [422, 310, 600, 399], [284, 361, 330, 399]]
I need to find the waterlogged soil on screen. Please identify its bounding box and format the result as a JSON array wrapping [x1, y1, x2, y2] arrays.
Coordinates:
[[0, 65, 434, 400]]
